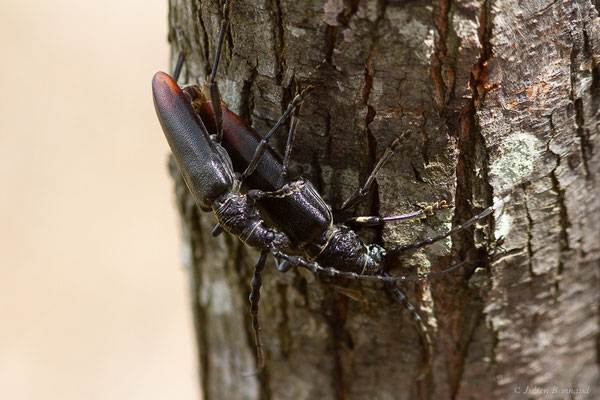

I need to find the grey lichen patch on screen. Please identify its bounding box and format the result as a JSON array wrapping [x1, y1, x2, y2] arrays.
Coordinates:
[[218, 77, 245, 114], [355, 0, 379, 22], [198, 280, 234, 315], [323, 0, 344, 26], [290, 26, 306, 38], [387, 9, 436, 64], [469, 267, 492, 291], [321, 166, 358, 205], [488, 132, 542, 191], [493, 201, 513, 241], [180, 226, 194, 271]]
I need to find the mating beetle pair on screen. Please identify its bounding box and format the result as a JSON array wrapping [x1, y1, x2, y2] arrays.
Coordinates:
[[153, 4, 505, 375]]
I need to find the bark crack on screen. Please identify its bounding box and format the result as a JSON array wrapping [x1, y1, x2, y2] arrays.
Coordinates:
[[276, 283, 291, 358], [449, 0, 496, 397], [532, 0, 561, 17], [272, 0, 287, 84], [431, 0, 450, 111], [324, 0, 359, 65], [569, 44, 592, 179], [362, 0, 386, 219], [330, 297, 349, 400], [195, 5, 210, 75], [316, 111, 331, 194], [240, 66, 258, 124], [549, 159, 570, 293], [522, 188, 536, 277], [594, 0, 600, 15], [584, 22, 600, 176]]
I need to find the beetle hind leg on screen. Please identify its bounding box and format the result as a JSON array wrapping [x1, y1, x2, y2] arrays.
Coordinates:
[[386, 196, 507, 258]]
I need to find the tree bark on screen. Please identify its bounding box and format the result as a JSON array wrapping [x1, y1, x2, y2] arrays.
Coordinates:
[[166, 0, 600, 399]]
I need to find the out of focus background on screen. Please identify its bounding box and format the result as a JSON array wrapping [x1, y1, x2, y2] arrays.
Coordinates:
[[0, 1, 199, 399]]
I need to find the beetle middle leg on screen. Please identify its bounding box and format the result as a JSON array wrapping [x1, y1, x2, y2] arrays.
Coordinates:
[[337, 130, 412, 211], [240, 86, 314, 181], [282, 106, 303, 179]]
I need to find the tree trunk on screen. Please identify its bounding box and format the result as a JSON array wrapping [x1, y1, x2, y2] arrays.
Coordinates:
[[166, 0, 600, 399]]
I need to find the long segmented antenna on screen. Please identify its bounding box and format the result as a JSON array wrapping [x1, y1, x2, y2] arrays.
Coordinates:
[[249, 250, 267, 372], [172, 27, 187, 82], [383, 274, 432, 380], [270, 248, 467, 282], [173, 51, 186, 83], [208, 3, 230, 143]]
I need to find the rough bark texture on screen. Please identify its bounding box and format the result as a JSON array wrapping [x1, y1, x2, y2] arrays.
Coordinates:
[[165, 0, 600, 399]]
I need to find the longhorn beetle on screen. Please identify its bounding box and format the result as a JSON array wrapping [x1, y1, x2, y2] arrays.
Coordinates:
[[157, 3, 508, 376]]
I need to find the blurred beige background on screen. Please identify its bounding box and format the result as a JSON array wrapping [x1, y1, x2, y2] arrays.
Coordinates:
[[0, 1, 199, 399]]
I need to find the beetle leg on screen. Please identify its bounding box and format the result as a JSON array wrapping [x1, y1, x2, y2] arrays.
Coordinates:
[[337, 131, 411, 212], [247, 179, 306, 201], [240, 86, 313, 181], [281, 105, 302, 179], [211, 223, 224, 237], [275, 258, 293, 273], [344, 201, 451, 227], [386, 196, 507, 257]]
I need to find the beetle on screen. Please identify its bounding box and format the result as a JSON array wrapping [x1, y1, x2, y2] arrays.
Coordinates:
[[152, 7, 482, 373], [170, 4, 507, 376]]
